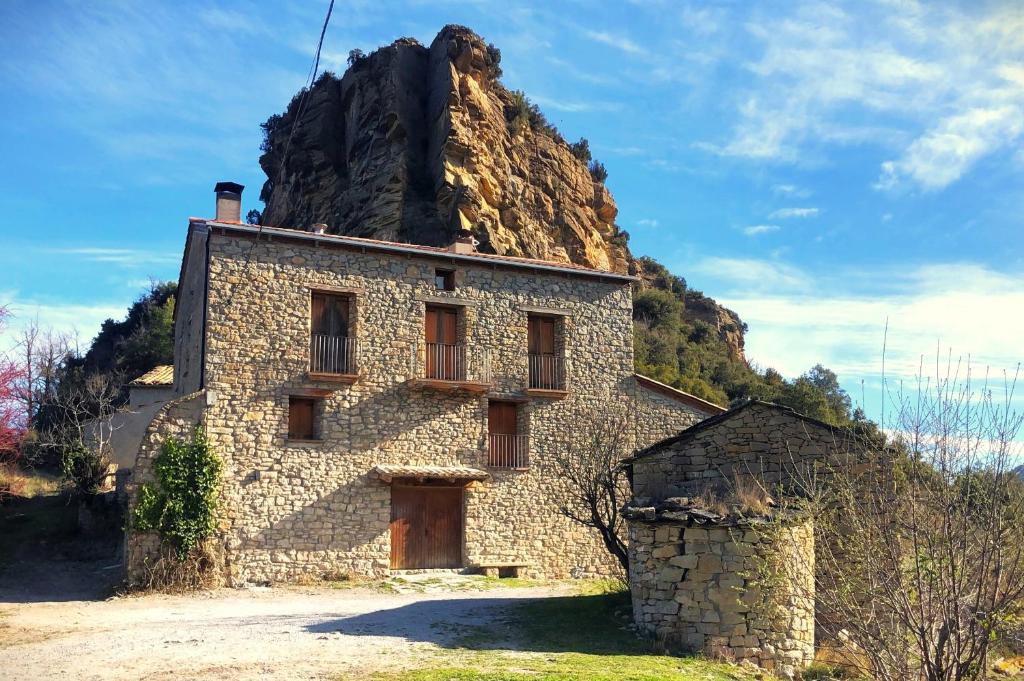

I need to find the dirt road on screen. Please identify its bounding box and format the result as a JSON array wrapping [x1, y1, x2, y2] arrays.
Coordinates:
[[0, 576, 570, 680]]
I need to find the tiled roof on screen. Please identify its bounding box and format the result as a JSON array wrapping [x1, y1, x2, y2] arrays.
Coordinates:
[[369, 464, 490, 483], [130, 365, 174, 387], [200, 220, 636, 282]]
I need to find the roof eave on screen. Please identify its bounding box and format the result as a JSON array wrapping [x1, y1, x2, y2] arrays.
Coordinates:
[[201, 220, 637, 283]]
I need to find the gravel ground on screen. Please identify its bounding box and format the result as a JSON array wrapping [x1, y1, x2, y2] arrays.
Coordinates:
[[0, 571, 570, 681]]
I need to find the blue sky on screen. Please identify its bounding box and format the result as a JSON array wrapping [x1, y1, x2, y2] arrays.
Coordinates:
[[1, 0, 1022, 423]]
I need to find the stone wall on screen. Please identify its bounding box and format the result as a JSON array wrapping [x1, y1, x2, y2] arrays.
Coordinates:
[[631, 378, 713, 446], [125, 391, 208, 583], [173, 226, 209, 396], [628, 517, 815, 679], [129, 226, 710, 585], [631, 401, 856, 500]]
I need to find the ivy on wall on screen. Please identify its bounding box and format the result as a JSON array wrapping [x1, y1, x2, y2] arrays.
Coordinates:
[[133, 426, 222, 560]]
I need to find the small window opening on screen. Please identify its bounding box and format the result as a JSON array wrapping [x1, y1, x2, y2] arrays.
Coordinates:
[[288, 397, 318, 440], [435, 269, 455, 291]]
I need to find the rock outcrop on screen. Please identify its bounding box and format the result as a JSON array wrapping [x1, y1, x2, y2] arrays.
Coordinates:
[[260, 25, 629, 273], [258, 25, 744, 360]]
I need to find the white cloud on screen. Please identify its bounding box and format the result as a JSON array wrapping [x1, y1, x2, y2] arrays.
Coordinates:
[[42, 247, 179, 267], [877, 106, 1024, 191], [743, 224, 780, 236], [772, 183, 811, 198], [689, 257, 809, 292], [768, 207, 819, 219], [530, 95, 624, 113], [636, 218, 659, 229], [699, 2, 1024, 190], [0, 294, 125, 353], [580, 29, 644, 55], [694, 258, 1024, 392]]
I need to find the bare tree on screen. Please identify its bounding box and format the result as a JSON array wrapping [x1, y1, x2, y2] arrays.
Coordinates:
[[549, 404, 632, 571], [13, 317, 72, 436], [801, 357, 1024, 681], [40, 372, 124, 496]]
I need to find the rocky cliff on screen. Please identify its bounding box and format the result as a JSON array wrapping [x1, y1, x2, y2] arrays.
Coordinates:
[[258, 25, 744, 361]]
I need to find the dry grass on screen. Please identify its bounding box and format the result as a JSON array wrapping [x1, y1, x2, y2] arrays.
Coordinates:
[[0, 465, 61, 503], [132, 541, 226, 593], [688, 474, 775, 518]]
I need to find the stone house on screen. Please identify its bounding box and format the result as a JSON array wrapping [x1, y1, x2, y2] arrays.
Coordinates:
[[126, 182, 723, 585], [621, 401, 876, 678]]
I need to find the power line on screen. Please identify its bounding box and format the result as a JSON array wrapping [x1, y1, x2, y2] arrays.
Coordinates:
[[228, 0, 336, 308]]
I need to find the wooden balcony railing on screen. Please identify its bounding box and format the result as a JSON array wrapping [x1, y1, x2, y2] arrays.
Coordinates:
[[310, 335, 358, 375], [488, 434, 529, 469], [528, 354, 565, 391]]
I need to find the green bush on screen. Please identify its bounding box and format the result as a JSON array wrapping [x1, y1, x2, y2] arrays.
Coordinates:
[[569, 138, 592, 164], [134, 426, 222, 560], [485, 43, 502, 80], [588, 160, 608, 183], [504, 90, 560, 139]]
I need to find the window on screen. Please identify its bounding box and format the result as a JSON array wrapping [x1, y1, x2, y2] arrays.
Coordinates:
[[288, 397, 317, 440], [488, 401, 527, 468], [528, 315, 563, 390], [310, 292, 355, 374], [424, 305, 461, 380], [434, 269, 455, 291]]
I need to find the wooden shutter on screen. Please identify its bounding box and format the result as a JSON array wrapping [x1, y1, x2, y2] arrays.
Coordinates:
[[528, 316, 555, 355], [288, 398, 315, 440], [312, 293, 349, 337], [488, 401, 518, 435]]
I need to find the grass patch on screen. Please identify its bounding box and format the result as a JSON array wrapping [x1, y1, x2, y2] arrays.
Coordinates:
[[364, 583, 770, 681]]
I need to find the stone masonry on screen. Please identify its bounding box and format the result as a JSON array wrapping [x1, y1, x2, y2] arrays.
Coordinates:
[[629, 400, 860, 500], [126, 218, 713, 585], [627, 514, 815, 680]]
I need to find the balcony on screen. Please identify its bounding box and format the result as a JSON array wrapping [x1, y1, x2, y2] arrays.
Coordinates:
[[308, 335, 359, 381], [409, 341, 491, 394], [488, 434, 529, 469], [527, 354, 567, 397]]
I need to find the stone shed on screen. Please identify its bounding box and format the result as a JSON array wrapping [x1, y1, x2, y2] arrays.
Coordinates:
[[623, 498, 815, 679], [626, 400, 861, 500], [619, 400, 878, 678]]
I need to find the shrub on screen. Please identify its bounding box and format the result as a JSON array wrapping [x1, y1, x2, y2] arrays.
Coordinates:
[[504, 90, 560, 139], [588, 159, 608, 183], [569, 137, 592, 164], [61, 442, 108, 496], [134, 426, 222, 561], [347, 49, 367, 68], [485, 43, 502, 80]]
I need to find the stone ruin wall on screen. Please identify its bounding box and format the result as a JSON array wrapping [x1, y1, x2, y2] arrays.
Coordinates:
[[124, 391, 210, 585], [628, 518, 815, 680]]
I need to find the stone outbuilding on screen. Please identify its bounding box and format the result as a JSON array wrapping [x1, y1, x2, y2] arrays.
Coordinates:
[[623, 499, 815, 680], [626, 400, 860, 500], [620, 401, 871, 678]]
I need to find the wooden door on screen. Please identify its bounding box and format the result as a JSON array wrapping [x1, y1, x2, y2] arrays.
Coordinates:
[[425, 306, 458, 380], [390, 486, 463, 569], [528, 316, 557, 388]]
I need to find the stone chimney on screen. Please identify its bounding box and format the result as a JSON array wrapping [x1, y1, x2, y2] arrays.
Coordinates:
[[448, 228, 478, 255], [214, 181, 245, 222]]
